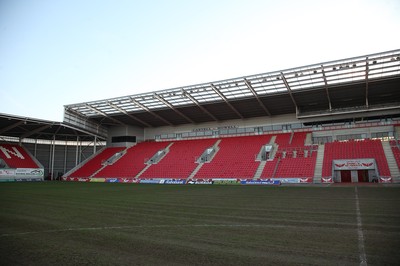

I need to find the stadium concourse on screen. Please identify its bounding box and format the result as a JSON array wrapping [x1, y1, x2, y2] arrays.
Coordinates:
[[1, 49, 400, 184]]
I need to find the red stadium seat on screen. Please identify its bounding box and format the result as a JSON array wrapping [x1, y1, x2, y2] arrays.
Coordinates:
[[69, 147, 125, 177], [194, 135, 272, 179], [141, 139, 217, 179], [321, 139, 390, 177], [95, 141, 170, 178]]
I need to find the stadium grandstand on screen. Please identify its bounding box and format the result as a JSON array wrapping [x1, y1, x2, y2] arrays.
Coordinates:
[[1, 49, 400, 184]]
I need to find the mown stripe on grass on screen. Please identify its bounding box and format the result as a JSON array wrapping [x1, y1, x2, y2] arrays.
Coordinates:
[[1, 222, 359, 237], [355, 186, 367, 266]]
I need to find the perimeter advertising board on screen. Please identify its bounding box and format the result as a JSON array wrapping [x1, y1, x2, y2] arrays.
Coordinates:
[[62, 177, 90, 182], [212, 179, 240, 185], [139, 179, 186, 184], [0, 168, 44, 181], [187, 179, 214, 185], [271, 177, 313, 183], [15, 178, 43, 182], [62, 177, 141, 183], [15, 168, 44, 178], [90, 178, 106, 182], [0, 169, 15, 177], [160, 179, 186, 185], [103, 178, 140, 183], [240, 179, 281, 185], [117, 178, 140, 184]]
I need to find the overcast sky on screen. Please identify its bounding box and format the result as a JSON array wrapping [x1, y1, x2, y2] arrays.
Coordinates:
[[1, 0, 399, 121]]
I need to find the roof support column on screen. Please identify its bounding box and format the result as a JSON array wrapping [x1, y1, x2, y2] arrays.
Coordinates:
[[94, 136, 97, 154], [321, 65, 332, 111], [75, 136, 79, 166], [50, 135, 56, 181], [365, 57, 369, 108], [280, 73, 298, 115], [64, 139, 68, 174]]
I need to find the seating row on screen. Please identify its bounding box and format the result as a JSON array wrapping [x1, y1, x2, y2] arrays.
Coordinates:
[[67, 133, 314, 179], [66, 135, 394, 180], [69, 147, 124, 177]]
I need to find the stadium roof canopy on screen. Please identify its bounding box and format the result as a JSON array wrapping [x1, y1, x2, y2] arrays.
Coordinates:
[[0, 113, 104, 141], [64, 49, 400, 129]]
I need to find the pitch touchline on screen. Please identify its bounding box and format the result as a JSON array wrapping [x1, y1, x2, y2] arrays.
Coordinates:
[[1, 223, 352, 237], [355, 187, 367, 266]]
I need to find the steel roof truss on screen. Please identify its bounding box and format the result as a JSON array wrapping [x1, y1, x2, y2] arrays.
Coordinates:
[[280, 72, 298, 114], [244, 78, 271, 116], [182, 89, 219, 121], [20, 124, 52, 139], [210, 84, 244, 119], [85, 104, 126, 126], [153, 93, 194, 123], [107, 102, 152, 127], [130, 98, 173, 126], [0, 120, 25, 135], [321, 65, 332, 111]]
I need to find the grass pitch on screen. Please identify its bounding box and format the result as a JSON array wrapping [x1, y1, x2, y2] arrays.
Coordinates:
[[0, 182, 399, 265]]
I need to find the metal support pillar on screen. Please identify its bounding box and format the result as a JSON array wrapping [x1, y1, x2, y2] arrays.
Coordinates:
[[51, 135, 56, 181]]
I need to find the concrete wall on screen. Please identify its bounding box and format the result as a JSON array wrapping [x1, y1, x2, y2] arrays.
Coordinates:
[[144, 114, 299, 140]]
